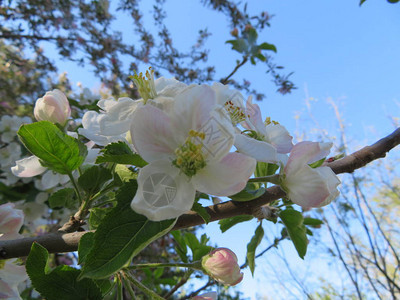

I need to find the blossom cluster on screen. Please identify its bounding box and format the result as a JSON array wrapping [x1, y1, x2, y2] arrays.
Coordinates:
[[76, 69, 340, 221], [9, 69, 340, 222], [4, 68, 342, 299]]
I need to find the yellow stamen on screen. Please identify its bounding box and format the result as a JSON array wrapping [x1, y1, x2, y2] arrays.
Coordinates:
[[129, 67, 157, 103], [172, 130, 207, 177]]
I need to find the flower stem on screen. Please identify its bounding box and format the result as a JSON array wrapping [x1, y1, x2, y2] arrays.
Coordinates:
[[123, 271, 165, 300], [126, 261, 202, 271], [248, 174, 281, 185], [67, 172, 82, 204]]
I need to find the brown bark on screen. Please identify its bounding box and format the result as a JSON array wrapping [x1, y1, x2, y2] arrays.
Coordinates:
[[1, 128, 399, 260]]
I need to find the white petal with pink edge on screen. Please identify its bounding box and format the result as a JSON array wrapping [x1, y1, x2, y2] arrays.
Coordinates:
[[130, 104, 178, 163], [192, 152, 256, 196], [284, 165, 330, 208], [285, 141, 330, 173], [265, 123, 293, 154], [234, 134, 278, 163], [11, 156, 46, 178], [131, 160, 196, 221], [242, 96, 266, 135], [99, 97, 138, 136]]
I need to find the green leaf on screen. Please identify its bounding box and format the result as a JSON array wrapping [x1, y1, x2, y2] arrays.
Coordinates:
[[171, 231, 188, 263], [230, 183, 265, 202], [258, 42, 277, 52], [26, 243, 102, 300], [303, 217, 323, 227], [89, 207, 113, 230], [279, 208, 308, 259], [226, 39, 248, 53], [78, 232, 95, 265], [246, 27, 258, 45], [94, 279, 114, 297], [18, 121, 87, 174], [114, 164, 137, 183], [191, 202, 211, 224], [309, 157, 326, 168], [219, 215, 254, 233], [246, 223, 264, 275], [80, 181, 176, 279], [78, 165, 112, 195], [48, 188, 76, 209], [184, 232, 212, 261], [359, 0, 367, 5], [254, 53, 266, 62], [96, 142, 147, 167]]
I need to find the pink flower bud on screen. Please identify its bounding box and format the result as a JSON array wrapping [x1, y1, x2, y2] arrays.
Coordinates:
[[34, 89, 71, 125], [191, 292, 217, 300], [230, 28, 239, 37], [0, 203, 24, 235], [202, 248, 243, 286]]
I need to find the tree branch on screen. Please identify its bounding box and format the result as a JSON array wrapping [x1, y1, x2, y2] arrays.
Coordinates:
[[0, 128, 399, 259]]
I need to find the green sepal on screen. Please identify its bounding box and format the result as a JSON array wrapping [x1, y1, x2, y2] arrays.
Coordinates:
[[255, 162, 279, 178], [309, 157, 326, 168]]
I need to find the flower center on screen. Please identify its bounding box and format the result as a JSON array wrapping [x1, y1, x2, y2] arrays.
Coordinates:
[[130, 67, 157, 104], [265, 117, 279, 125], [224, 100, 246, 125], [172, 130, 207, 177]]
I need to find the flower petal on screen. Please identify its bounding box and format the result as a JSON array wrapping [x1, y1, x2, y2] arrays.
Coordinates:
[[315, 167, 341, 207], [193, 152, 256, 196], [79, 111, 126, 145], [131, 104, 177, 162], [234, 134, 278, 163], [242, 96, 265, 135], [285, 165, 330, 208], [265, 124, 293, 154], [285, 141, 332, 174], [131, 160, 196, 221], [99, 97, 138, 136], [11, 156, 46, 178]]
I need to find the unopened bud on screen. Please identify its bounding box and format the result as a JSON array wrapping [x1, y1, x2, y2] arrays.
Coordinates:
[[202, 248, 243, 286], [230, 28, 239, 37], [34, 89, 71, 126], [244, 24, 253, 32]]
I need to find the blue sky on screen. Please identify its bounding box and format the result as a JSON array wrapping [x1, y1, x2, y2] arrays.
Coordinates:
[[49, 1, 400, 298]]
